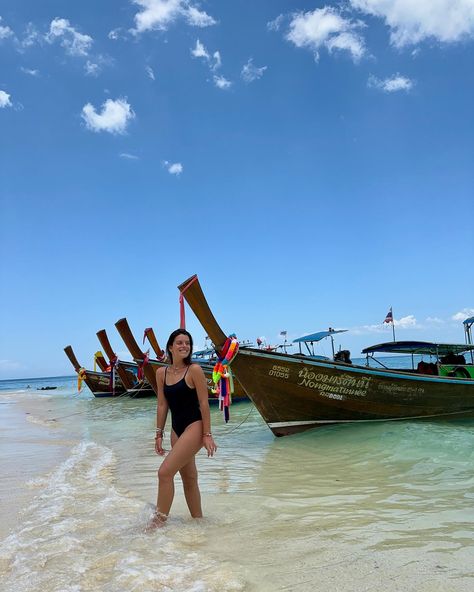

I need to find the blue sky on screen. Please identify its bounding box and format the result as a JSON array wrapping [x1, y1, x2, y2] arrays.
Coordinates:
[[1, 0, 473, 379]]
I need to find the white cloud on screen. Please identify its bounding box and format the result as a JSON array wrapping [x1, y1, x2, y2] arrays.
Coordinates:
[[191, 38, 209, 59], [20, 67, 40, 76], [145, 65, 155, 80], [0, 17, 13, 39], [395, 315, 418, 328], [426, 316, 444, 324], [350, 0, 474, 47], [85, 61, 100, 76], [213, 74, 231, 89], [0, 90, 12, 108], [368, 73, 414, 92], [46, 17, 93, 56], [452, 308, 474, 321], [132, 0, 216, 34], [120, 152, 139, 160], [267, 14, 284, 32], [19, 23, 40, 49], [352, 314, 420, 335], [108, 28, 124, 40], [211, 50, 221, 70], [286, 7, 366, 62], [241, 58, 267, 83], [185, 6, 216, 27], [81, 98, 135, 134], [163, 160, 183, 175], [192, 40, 224, 80]]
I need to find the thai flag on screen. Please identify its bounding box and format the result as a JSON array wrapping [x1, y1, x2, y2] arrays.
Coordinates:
[[280, 330, 287, 337], [383, 308, 393, 324]]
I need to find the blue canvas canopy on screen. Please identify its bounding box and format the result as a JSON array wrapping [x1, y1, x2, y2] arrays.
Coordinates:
[[362, 341, 474, 356], [464, 316, 474, 325], [293, 329, 347, 343], [192, 348, 215, 357]]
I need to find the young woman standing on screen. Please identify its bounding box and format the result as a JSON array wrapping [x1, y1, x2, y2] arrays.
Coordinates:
[[148, 329, 217, 528]]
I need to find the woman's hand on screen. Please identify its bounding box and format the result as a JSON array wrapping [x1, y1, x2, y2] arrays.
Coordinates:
[[155, 435, 166, 455], [203, 434, 217, 457]]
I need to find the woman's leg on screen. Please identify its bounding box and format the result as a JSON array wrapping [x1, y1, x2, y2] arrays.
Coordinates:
[[156, 422, 203, 519], [179, 456, 202, 518]]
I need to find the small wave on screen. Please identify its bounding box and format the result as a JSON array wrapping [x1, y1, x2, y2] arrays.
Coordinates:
[[0, 440, 245, 592]]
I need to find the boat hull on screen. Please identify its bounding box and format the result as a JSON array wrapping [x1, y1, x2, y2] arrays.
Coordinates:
[[233, 349, 474, 436], [83, 370, 127, 398]]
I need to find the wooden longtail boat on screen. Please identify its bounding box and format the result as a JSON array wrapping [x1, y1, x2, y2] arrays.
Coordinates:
[[96, 329, 155, 398], [63, 345, 127, 398], [114, 318, 248, 402], [178, 274, 474, 436]]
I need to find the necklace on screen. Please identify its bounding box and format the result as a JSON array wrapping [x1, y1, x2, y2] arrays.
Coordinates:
[[172, 365, 186, 373]]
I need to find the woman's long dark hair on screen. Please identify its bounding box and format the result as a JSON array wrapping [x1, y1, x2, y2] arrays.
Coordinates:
[[166, 329, 194, 366]]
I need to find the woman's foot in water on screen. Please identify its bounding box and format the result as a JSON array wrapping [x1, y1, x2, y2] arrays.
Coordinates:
[[144, 511, 168, 532]]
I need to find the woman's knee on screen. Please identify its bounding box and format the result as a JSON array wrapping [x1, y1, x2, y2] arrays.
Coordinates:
[[158, 464, 175, 482]]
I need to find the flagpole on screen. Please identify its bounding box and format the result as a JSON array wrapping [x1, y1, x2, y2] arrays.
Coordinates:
[[391, 308, 396, 342]]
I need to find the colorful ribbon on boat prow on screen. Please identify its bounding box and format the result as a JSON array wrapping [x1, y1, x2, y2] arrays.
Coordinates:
[[93, 351, 105, 372], [108, 355, 117, 393], [137, 351, 150, 381], [212, 334, 239, 423], [77, 368, 87, 392]]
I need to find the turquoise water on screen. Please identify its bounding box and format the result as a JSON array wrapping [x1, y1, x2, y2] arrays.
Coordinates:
[[0, 371, 473, 591]]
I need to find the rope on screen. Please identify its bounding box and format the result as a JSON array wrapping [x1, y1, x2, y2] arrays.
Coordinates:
[[47, 388, 133, 422], [217, 403, 257, 435]]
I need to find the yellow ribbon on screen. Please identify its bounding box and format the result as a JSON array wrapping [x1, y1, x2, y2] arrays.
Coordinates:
[[78, 368, 87, 391], [93, 351, 104, 372]]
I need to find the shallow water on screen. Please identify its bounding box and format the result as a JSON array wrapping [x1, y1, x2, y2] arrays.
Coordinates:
[[1, 375, 473, 591]]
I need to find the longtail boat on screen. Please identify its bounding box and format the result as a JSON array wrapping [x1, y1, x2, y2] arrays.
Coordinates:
[[178, 274, 474, 436], [96, 329, 155, 398], [114, 318, 248, 402], [63, 345, 127, 397]]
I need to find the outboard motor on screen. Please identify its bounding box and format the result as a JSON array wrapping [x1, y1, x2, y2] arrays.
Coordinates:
[[334, 350, 352, 364]]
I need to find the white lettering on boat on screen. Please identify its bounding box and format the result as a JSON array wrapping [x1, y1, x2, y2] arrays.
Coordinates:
[[377, 383, 424, 395], [268, 365, 290, 379], [324, 392, 346, 401], [297, 367, 370, 398]]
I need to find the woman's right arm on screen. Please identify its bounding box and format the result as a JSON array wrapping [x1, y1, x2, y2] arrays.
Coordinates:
[[155, 367, 169, 455]]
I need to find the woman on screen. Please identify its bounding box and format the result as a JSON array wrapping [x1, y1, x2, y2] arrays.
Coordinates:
[[148, 328, 217, 528]]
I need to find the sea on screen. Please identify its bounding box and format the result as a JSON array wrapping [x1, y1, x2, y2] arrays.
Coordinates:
[[1, 357, 473, 592]]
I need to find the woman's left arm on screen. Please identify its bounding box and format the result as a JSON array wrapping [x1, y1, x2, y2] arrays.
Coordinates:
[[190, 364, 217, 457]]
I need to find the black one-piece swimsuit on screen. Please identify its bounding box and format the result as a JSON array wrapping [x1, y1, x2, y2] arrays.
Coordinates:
[[163, 366, 202, 437]]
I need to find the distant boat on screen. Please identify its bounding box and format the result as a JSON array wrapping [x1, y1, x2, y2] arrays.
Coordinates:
[[63, 345, 127, 397], [37, 386, 57, 390], [114, 318, 248, 402], [96, 328, 155, 398], [178, 274, 474, 437]]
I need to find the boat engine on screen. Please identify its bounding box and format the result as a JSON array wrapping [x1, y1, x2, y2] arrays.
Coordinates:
[[334, 350, 352, 364]]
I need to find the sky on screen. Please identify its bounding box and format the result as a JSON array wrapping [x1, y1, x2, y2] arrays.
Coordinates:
[[1, 0, 473, 379]]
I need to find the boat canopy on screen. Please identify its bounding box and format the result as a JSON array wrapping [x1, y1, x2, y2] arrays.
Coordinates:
[[293, 329, 347, 343], [464, 316, 474, 325], [362, 341, 474, 356], [193, 348, 214, 357]]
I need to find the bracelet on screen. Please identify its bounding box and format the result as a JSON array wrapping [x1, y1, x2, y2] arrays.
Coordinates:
[[203, 432, 212, 437], [155, 428, 164, 433]]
